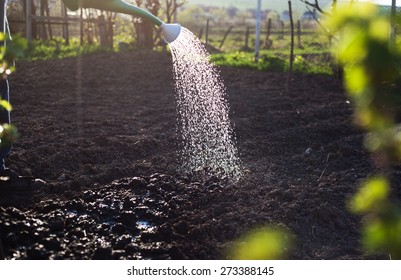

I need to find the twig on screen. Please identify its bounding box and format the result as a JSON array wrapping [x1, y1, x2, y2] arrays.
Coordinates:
[[318, 153, 331, 181], [303, 6, 337, 43], [311, 226, 317, 239], [300, 0, 328, 15], [219, 26, 234, 49]]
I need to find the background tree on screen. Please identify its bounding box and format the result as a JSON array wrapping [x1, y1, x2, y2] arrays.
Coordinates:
[[7, 0, 38, 39], [299, 0, 330, 15], [176, 5, 204, 30], [134, 0, 160, 49], [234, 9, 253, 26], [226, 6, 238, 19], [164, 0, 185, 23]]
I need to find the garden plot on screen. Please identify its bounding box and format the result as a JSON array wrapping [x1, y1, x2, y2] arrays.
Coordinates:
[[0, 50, 383, 259]]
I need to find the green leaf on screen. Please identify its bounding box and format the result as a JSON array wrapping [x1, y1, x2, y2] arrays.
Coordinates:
[[0, 123, 18, 147], [349, 176, 389, 214], [0, 100, 12, 111], [228, 226, 292, 260], [363, 215, 401, 258]]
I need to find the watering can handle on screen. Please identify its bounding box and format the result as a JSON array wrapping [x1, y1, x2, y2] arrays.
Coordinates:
[[62, 0, 181, 43], [61, 0, 164, 26]]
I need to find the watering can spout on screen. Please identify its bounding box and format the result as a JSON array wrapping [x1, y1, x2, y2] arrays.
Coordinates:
[[62, 0, 181, 43], [160, 23, 181, 43]]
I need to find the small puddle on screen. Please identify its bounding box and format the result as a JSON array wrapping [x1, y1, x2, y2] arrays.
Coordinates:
[[137, 220, 156, 232]]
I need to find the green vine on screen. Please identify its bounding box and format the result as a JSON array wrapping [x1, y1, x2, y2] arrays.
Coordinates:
[[327, 3, 401, 259]]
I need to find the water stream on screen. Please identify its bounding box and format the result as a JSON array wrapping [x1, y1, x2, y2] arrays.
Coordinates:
[[169, 28, 241, 179]]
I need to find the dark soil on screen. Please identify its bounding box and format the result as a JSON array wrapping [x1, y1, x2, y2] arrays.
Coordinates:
[[0, 50, 388, 259]]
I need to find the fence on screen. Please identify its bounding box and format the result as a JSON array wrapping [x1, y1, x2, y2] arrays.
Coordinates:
[[196, 18, 331, 52], [185, 1, 400, 73], [6, 0, 401, 70], [191, 15, 332, 74], [8, 0, 124, 48]]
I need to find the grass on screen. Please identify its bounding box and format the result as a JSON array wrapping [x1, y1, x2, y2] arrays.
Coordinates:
[[24, 38, 108, 61], [198, 26, 332, 54], [210, 51, 333, 75], [21, 35, 333, 75], [196, 25, 334, 75]]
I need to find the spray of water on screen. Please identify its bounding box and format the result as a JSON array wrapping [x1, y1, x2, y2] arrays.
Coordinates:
[[169, 28, 241, 179]]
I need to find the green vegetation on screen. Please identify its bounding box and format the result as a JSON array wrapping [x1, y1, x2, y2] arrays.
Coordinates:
[[21, 33, 333, 75], [0, 33, 27, 76], [0, 33, 27, 147], [327, 3, 401, 259], [202, 26, 332, 54], [228, 226, 292, 260], [24, 38, 107, 61], [211, 51, 333, 74], [21, 34, 333, 75]]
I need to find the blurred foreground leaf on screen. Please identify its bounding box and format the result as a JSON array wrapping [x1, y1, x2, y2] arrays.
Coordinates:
[[349, 177, 401, 259], [363, 215, 401, 259], [0, 123, 18, 147], [0, 100, 12, 111], [228, 226, 292, 260], [349, 176, 389, 214], [0, 33, 27, 78], [327, 2, 401, 258]]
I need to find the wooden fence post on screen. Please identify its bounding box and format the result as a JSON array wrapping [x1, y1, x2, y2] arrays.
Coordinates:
[[198, 27, 203, 40], [266, 18, 272, 39], [245, 26, 250, 49], [25, 0, 32, 42], [255, 0, 262, 62], [205, 18, 210, 46], [107, 13, 114, 49], [264, 18, 272, 48], [61, 3, 69, 45], [219, 26, 233, 49], [80, 7, 84, 46], [98, 14, 108, 47], [390, 0, 396, 48], [287, 0, 295, 89], [297, 20, 302, 48], [46, 1, 52, 39], [39, 0, 52, 40], [39, 0, 45, 40]]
